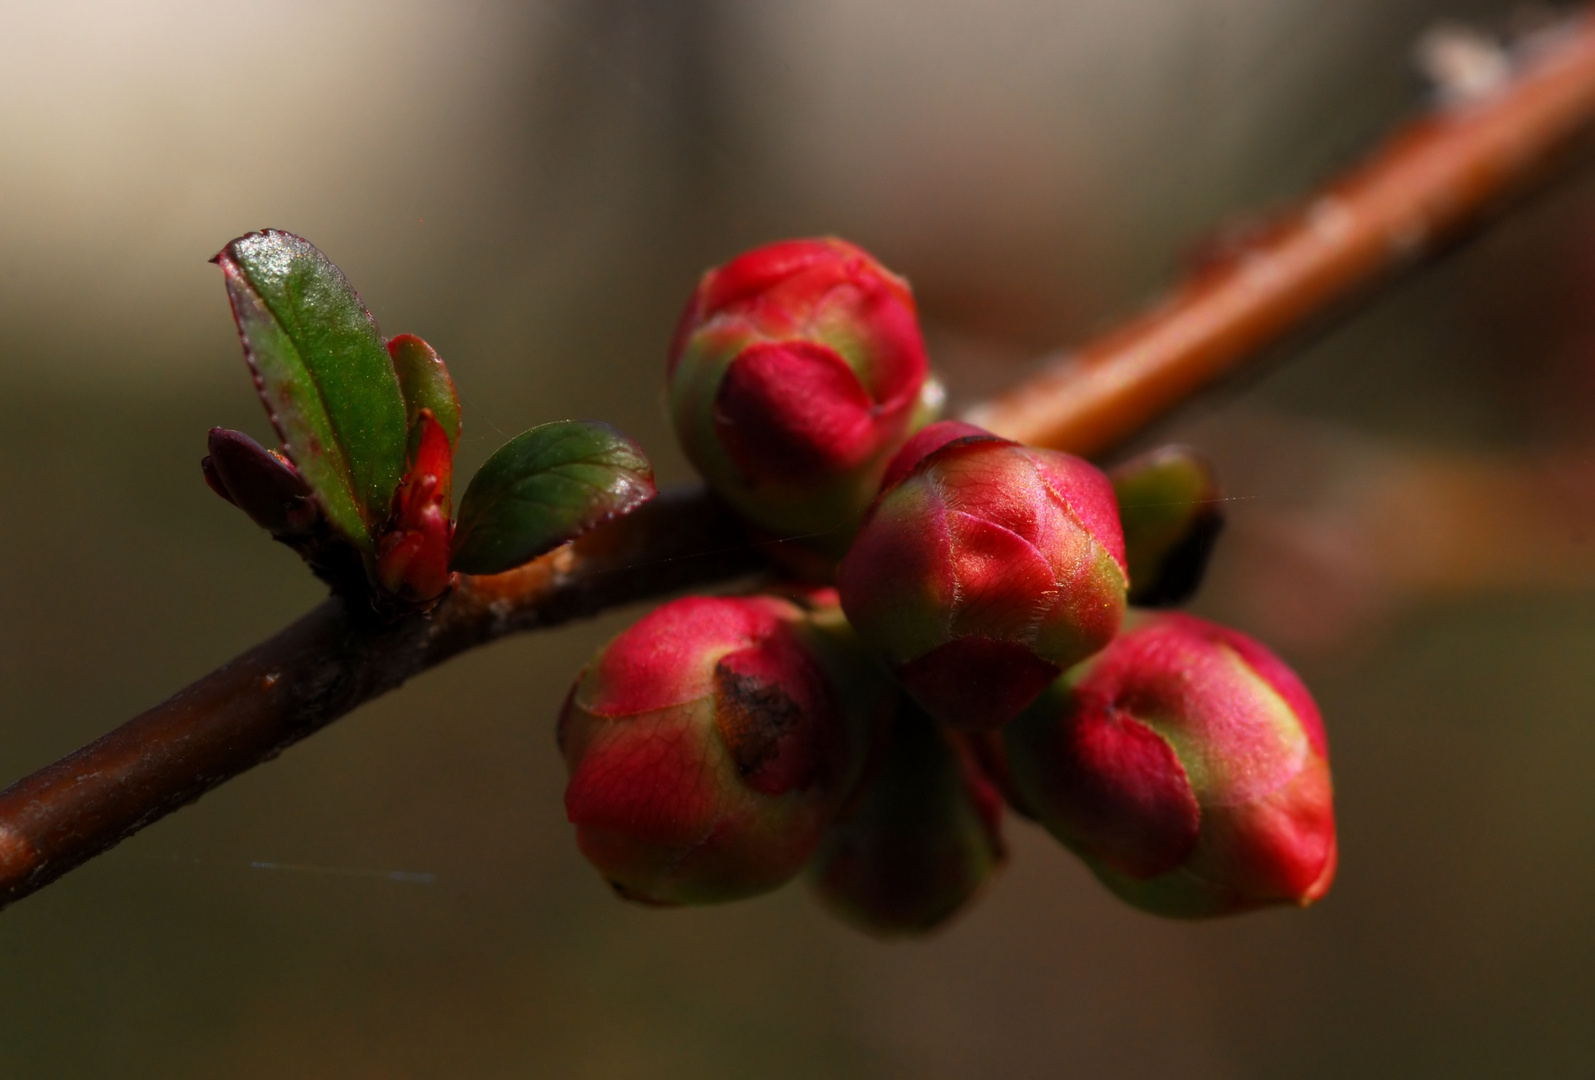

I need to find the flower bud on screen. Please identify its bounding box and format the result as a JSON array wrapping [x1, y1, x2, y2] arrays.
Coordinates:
[[838, 421, 1129, 730], [1109, 445, 1224, 608], [1003, 613, 1336, 917], [203, 427, 320, 537], [667, 238, 929, 553], [808, 701, 1006, 937], [374, 409, 454, 605], [558, 593, 889, 906]]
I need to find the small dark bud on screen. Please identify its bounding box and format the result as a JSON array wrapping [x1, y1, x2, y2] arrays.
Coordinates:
[[200, 455, 236, 505], [808, 701, 1006, 937], [204, 428, 319, 537], [1110, 445, 1225, 607]]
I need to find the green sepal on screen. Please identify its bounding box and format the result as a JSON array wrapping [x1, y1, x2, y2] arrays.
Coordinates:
[[214, 230, 409, 551], [450, 420, 656, 575], [387, 333, 461, 454]]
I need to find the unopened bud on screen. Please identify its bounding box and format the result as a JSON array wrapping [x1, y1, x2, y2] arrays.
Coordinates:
[[668, 238, 930, 554], [1003, 613, 1336, 917], [558, 593, 888, 906], [808, 701, 1006, 937], [838, 421, 1129, 730], [374, 409, 454, 605], [1109, 445, 1224, 607], [203, 427, 320, 537]]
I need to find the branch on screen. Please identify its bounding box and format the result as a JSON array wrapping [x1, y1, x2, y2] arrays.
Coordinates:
[[966, 15, 1595, 455], [8, 13, 1595, 909], [0, 490, 761, 906]]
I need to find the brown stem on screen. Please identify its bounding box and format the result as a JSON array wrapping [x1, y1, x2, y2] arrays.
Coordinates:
[[0, 489, 760, 906], [8, 13, 1595, 909]]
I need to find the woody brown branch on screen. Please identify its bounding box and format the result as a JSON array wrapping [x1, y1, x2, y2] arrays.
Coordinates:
[[966, 14, 1595, 457], [7, 11, 1595, 910], [0, 490, 762, 906]]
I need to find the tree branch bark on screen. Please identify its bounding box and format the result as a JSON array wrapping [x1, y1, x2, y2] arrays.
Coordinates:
[[967, 16, 1595, 456], [0, 490, 761, 906], [8, 13, 1595, 909]]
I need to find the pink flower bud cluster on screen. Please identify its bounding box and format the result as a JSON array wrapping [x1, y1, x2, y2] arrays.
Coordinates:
[[556, 238, 1337, 933]]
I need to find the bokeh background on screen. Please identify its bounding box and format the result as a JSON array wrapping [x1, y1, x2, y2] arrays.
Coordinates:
[[3, 0, 1594, 1075]]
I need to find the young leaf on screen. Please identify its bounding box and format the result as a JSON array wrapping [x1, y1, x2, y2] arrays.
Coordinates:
[[214, 230, 409, 551], [387, 334, 462, 450], [450, 421, 656, 575]]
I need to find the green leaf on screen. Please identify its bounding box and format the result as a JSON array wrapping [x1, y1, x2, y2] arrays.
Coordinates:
[[450, 421, 656, 575], [387, 333, 461, 450], [215, 230, 409, 550]]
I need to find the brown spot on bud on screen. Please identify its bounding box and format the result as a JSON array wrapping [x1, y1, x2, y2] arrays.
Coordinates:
[[714, 663, 804, 783], [712, 634, 832, 797]]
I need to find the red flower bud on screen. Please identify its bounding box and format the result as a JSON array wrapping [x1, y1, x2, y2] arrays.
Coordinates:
[[558, 593, 889, 906], [838, 421, 1129, 730], [808, 702, 1006, 937], [1003, 613, 1336, 917], [668, 238, 930, 553], [374, 409, 455, 605]]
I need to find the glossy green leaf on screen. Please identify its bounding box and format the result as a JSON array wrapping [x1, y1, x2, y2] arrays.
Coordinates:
[[215, 230, 409, 550], [450, 421, 656, 575], [387, 333, 461, 450]]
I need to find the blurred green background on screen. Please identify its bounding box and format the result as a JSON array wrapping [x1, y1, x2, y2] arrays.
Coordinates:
[[3, 0, 1594, 1075]]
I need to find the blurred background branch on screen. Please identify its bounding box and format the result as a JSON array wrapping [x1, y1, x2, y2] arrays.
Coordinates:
[[968, 9, 1595, 454]]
